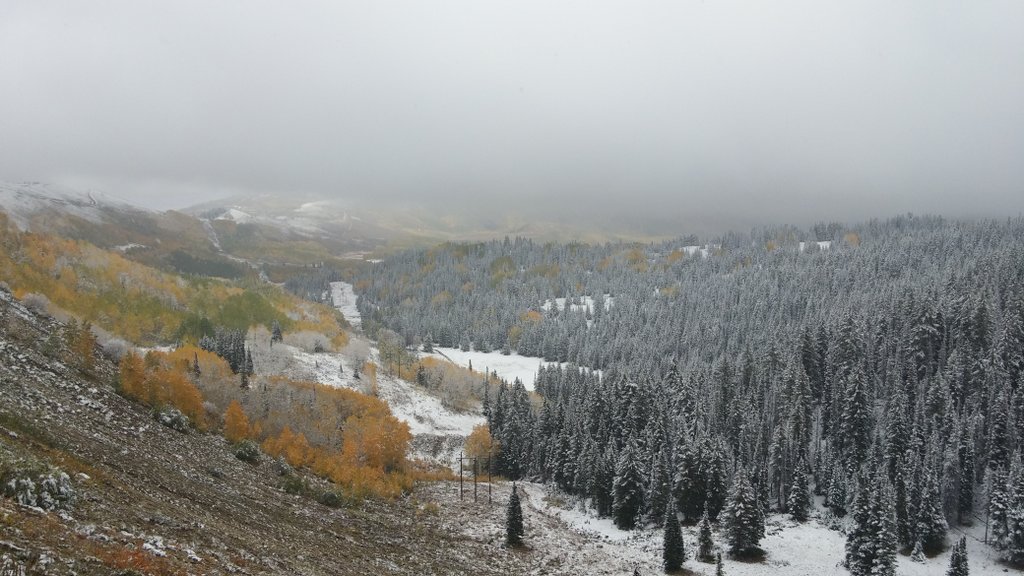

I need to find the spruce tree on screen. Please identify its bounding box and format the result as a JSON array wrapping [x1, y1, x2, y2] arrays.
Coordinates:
[[917, 471, 949, 554], [871, 483, 898, 576], [697, 503, 715, 562], [946, 536, 968, 576], [612, 441, 645, 530], [826, 465, 848, 517], [506, 483, 524, 547], [722, 469, 764, 557], [989, 468, 1010, 551], [846, 480, 875, 575], [715, 552, 725, 576], [847, 475, 897, 576], [1006, 463, 1024, 563], [958, 427, 975, 524], [910, 540, 925, 562], [788, 467, 811, 522], [662, 511, 685, 572]]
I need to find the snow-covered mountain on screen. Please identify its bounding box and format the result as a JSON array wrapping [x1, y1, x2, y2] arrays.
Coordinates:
[[0, 181, 148, 230]]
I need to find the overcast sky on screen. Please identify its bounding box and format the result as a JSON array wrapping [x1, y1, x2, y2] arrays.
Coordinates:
[[1, 1, 1022, 229]]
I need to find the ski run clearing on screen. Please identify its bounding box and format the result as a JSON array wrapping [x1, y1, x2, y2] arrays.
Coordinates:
[[330, 281, 362, 329]]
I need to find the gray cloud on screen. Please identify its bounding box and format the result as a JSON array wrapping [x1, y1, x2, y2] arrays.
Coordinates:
[[1, 1, 1022, 229]]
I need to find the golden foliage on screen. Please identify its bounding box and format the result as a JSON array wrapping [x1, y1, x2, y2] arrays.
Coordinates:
[[118, 351, 207, 430], [263, 426, 314, 468], [465, 424, 498, 462], [223, 400, 251, 444]]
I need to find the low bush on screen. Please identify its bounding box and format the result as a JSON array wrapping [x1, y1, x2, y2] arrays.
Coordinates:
[[0, 457, 75, 511], [153, 407, 190, 433], [234, 440, 261, 464]]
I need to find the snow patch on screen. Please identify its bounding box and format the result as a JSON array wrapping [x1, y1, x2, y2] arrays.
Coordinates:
[[541, 294, 614, 313], [215, 208, 254, 223], [330, 281, 361, 329], [798, 240, 833, 252], [425, 347, 545, 390]]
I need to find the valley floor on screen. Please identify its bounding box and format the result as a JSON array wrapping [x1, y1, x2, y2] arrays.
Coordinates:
[[430, 481, 1013, 576]]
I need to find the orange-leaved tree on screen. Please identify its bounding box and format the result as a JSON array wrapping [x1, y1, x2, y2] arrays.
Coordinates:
[[465, 424, 499, 462], [340, 412, 411, 473], [223, 400, 251, 443]]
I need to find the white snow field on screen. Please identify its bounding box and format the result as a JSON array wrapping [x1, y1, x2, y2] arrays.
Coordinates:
[[425, 347, 548, 390], [329, 281, 362, 329]]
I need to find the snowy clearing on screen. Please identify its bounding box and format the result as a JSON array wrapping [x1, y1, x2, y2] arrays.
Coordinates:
[[426, 347, 547, 390]]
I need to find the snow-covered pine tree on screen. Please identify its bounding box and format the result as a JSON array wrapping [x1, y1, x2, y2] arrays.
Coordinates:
[[646, 444, 673, 525], [715, 552, 725, 576], [788, 464, 811, 522], [826, 463, 848, 517], [989, 467, 1010, 551], [957, 421, 975, 524], [1005, 462, 1024, 563], [846, 478, 875, 575], [917, 470, 949, 554], [697, 503, 715, 562], [662, 510, 685, 572], [840, 366, 871, 470], [612, 440, 645, 530], [506, 483, 524, 547], [722, 469, 764, 557], [910, 540, 925, 563], [945, 536, 968, 576], [847, 474, 897, 576], [871, 481, 898, 576]]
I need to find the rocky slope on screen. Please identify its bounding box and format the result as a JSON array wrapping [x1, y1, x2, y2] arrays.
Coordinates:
[[0, 287, 524, 575]]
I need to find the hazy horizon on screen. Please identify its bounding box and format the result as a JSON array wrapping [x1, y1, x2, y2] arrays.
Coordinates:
[[2, 1, 1023, 232]]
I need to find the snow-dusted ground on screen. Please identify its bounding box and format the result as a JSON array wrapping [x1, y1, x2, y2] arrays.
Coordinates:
[[330, 281, 361, 329], [270, 342, 481, 438], [426, 347, 547, 390], [438, 481, 1012, 576]]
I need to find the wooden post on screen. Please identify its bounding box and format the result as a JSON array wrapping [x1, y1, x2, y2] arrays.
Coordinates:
[[459, 451, 464, 501], [473, 456, 478, 503]]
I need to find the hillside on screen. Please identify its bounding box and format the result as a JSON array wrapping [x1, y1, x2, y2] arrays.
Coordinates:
[[0, 287, 524, 575]]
